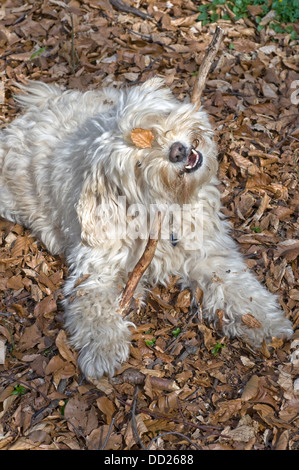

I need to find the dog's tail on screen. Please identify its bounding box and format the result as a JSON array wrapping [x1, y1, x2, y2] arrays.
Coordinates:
[[13, 81, 62, 109]]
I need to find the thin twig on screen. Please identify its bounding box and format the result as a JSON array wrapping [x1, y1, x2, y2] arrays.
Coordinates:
[[70, 14, 77, 74], [119, 211, 163, 316], [130, 386, 202, 450], [0, 372, 49, 400], [191, 26, 224, 109], [99, 416, 116, 450], [131, 386, 147, 450], [109, 0, 152, 20], [268, 125, 299, 153], [116, 394, 225, 434], [125, 27, 177, 52]]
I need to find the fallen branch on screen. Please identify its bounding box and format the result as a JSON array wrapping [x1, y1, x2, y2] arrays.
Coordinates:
[[109, 0, 152, 20], [190, 26, 224, 110], [119, 211, 163, 316]]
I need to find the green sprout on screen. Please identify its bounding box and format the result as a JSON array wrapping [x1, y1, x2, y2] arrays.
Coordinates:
[[11, 384, 28, 396], [196, 0, 298, 38], [172, 327, 181, 338], [30, 47, 46, 60], [145, 338, 157, 347], [212, 342, 226, 355]]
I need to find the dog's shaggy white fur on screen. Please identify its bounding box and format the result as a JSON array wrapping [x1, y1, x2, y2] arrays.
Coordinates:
[[0, 78, 293, 378]]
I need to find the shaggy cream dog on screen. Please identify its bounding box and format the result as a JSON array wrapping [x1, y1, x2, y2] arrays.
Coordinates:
[[0, 78, 293, 378]]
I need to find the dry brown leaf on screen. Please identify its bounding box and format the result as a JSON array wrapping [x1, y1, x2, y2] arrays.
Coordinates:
[[274, 430, 289, 450], [8, 437, 38, 450], [241, 374, 259, 401], [197, 324, 215, 350], [253, 193, 271, 220], [33, 294, 57, 316], [7, 275, 23, 290], [274, 240, 299, 261], [0, 433, 14, 450], [11, 236, 29, 257], [124, 414, 148, 448], [230, 151, 259, 172], [170, 13, 199, 27], [175, 289, 191, 309], [241, 314, 262, 329], [214, 399, 243, 423], [245, 173, 272, 190], [55, 330, 77, 364], [252, 403, 275, 424], [44, 355, 66, 375], [225, 424, 256, 443], [64, 396, 89, 430], [260, 339, 271, 358], [216, 309, 225, 330], [130, 128, 154, 148], [18, 323, 42, 351], [96, 396, 116, 424], [0, 340, 6, 365], [87, 426, 122, 451]]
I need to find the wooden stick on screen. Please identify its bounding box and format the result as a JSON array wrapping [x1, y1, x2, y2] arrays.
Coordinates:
[[190, 26, 224, 110], [119, 211, 163, 316]]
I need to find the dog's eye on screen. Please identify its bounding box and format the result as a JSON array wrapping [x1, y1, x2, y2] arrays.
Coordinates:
[[192, 139, 199, 148], [136, 161, 142, 167]]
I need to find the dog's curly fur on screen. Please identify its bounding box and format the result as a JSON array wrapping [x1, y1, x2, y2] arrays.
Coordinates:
[[0, 78, 293, 378]]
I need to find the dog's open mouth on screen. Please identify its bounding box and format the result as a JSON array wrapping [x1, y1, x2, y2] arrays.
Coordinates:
[[183, 148, 203, 173]]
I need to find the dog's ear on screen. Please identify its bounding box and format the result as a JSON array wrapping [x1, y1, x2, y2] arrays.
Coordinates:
[[76, 171, 123, 247]]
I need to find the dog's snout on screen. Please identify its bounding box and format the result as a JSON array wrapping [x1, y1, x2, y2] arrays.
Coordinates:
[[169, 141, 187, 163]]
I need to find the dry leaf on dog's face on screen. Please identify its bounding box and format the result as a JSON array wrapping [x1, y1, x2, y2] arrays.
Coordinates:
[[131, 128, 154, 148]]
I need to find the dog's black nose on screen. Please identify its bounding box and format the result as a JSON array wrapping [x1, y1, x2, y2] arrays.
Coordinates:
[[169, 142, 187, 163]]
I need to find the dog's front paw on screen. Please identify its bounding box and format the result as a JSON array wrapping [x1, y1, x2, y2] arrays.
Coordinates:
[[221, 304, 293, 348], [205, 279, 293, 348], [266, 313, 293, 340], [76, 322, 132, 379]]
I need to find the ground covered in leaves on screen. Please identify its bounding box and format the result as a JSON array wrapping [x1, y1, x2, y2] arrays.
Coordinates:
[[0, 0, 298, 451]]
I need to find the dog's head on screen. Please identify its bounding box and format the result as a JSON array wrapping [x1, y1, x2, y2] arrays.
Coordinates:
[[76, 78, 218, 246], [117, 77, 218, 204]]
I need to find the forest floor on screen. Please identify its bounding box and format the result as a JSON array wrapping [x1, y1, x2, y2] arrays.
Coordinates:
[[0, 0, 298, 450]]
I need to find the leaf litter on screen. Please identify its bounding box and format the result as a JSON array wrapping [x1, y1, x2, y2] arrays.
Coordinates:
[[0, 0, 298, 451]]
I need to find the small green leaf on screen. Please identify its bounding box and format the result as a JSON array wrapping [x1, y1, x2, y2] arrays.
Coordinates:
[[212, 343, 226, 355], [211, 12, 219, 22], [197, 12, 209, 21], [252, 226, 262, 233], [145, 338, 156, 347], [30, 47, 46, 60], [11, 384, 28, 396], [172, 327, 181, 338]]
